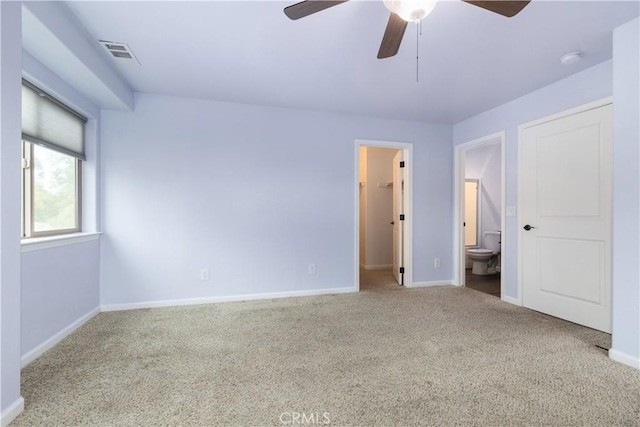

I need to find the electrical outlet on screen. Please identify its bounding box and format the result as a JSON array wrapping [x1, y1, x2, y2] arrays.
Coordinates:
[[434, 258, 441, 268], [308, 264, 316, 275], [200, 268, 209, 281]]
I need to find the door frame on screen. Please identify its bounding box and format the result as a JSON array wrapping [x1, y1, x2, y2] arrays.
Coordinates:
[[454, 131, 506, 297], [516, 97, 613, 306], [355, 139, 413, 290]]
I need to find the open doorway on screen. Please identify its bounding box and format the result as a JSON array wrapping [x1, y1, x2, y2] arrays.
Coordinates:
[[454, 132, 505, 298], [355, 140, 412, 291]]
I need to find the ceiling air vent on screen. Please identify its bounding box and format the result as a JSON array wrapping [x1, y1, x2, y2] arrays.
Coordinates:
[[99, 40, 141, 66]]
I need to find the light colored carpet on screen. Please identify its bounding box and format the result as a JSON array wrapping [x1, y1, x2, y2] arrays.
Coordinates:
[[14, 286, 640, 426]]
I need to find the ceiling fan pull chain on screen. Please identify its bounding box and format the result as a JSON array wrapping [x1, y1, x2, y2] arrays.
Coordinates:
[[416, 20, 420, 83]]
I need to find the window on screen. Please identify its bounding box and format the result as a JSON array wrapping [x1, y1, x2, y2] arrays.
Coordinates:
[[21, 81, 86, 238]]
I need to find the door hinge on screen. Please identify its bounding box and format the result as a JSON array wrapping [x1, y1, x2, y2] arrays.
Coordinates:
[[399, 267, 405, 274], [399, 161, 405, 168], [400, 214, 405, 221]]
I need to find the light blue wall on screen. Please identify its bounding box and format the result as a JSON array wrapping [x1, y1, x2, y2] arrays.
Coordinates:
[[100, 93, 452, 305], [453, 60, 613, 299], [0, 1, 23, 414], [0, 2, 107, 416], [611, 17, 640, 362], [22, 1, 133, 111], [21, 240, 100, 357], [22, 51, 99, 120], [19, 51, 102, 364]]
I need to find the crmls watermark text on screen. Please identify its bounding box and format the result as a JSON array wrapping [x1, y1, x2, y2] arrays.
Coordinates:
[[279, 412, 331, 425]]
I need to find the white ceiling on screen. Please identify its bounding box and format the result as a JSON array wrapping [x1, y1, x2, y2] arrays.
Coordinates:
[[65, 0, 639, 124]]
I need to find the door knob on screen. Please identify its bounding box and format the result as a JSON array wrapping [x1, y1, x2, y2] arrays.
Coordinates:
[[523, 224, 536, 231], [390, 221, 395, 225]]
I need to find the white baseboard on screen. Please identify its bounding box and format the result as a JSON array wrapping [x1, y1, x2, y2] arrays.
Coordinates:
[[364, 264, 392, 271], [1, 397, 24, 427], [501, 295, 522, 306], [609, 349, 640, 370], [410, 280, 453, 288], [101, 287, 358, 312], [21, 307, 100, 368]]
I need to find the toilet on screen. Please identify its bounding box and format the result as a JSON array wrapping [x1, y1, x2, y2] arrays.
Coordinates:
[[467, 231, 501, 275]]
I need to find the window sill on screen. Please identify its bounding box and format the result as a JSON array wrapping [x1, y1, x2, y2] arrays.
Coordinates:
[[21, 232, 102, 253]]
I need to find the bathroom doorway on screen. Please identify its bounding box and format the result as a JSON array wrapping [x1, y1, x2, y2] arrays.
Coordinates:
[[355, 139, 413, 291], [454, 132, 505, 298]]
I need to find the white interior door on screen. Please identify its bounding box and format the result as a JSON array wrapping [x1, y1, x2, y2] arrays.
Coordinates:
[[392, 151, 405, 285], [520, 103, 612, 332], [464, 180, 479, 247]]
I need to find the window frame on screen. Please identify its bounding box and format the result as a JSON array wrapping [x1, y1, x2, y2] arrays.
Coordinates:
[[22, 140, 82, 239]]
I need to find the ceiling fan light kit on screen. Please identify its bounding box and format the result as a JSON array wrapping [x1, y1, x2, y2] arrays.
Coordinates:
[[383, 0, 438, 22], [283, 0, 531, 59]]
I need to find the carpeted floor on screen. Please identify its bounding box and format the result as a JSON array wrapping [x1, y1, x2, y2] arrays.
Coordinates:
[[14, 286, 640, 426]]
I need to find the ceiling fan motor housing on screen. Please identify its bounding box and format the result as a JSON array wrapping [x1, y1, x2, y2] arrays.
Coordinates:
[[383, 0, 438, 22]]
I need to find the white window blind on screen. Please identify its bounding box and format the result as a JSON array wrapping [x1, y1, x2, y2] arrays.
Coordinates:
[[21, 81, 87, 160]]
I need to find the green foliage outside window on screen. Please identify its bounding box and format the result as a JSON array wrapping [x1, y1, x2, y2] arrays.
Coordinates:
[[32, 144, 77, 233]]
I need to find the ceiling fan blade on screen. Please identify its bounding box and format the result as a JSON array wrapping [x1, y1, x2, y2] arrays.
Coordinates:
[[284, 0, 349, 20], [377, 13, 408, 59], [462, 1, 530, 17]]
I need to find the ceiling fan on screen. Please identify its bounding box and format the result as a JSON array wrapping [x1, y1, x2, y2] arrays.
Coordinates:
[[284, 0, 531, 59]]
